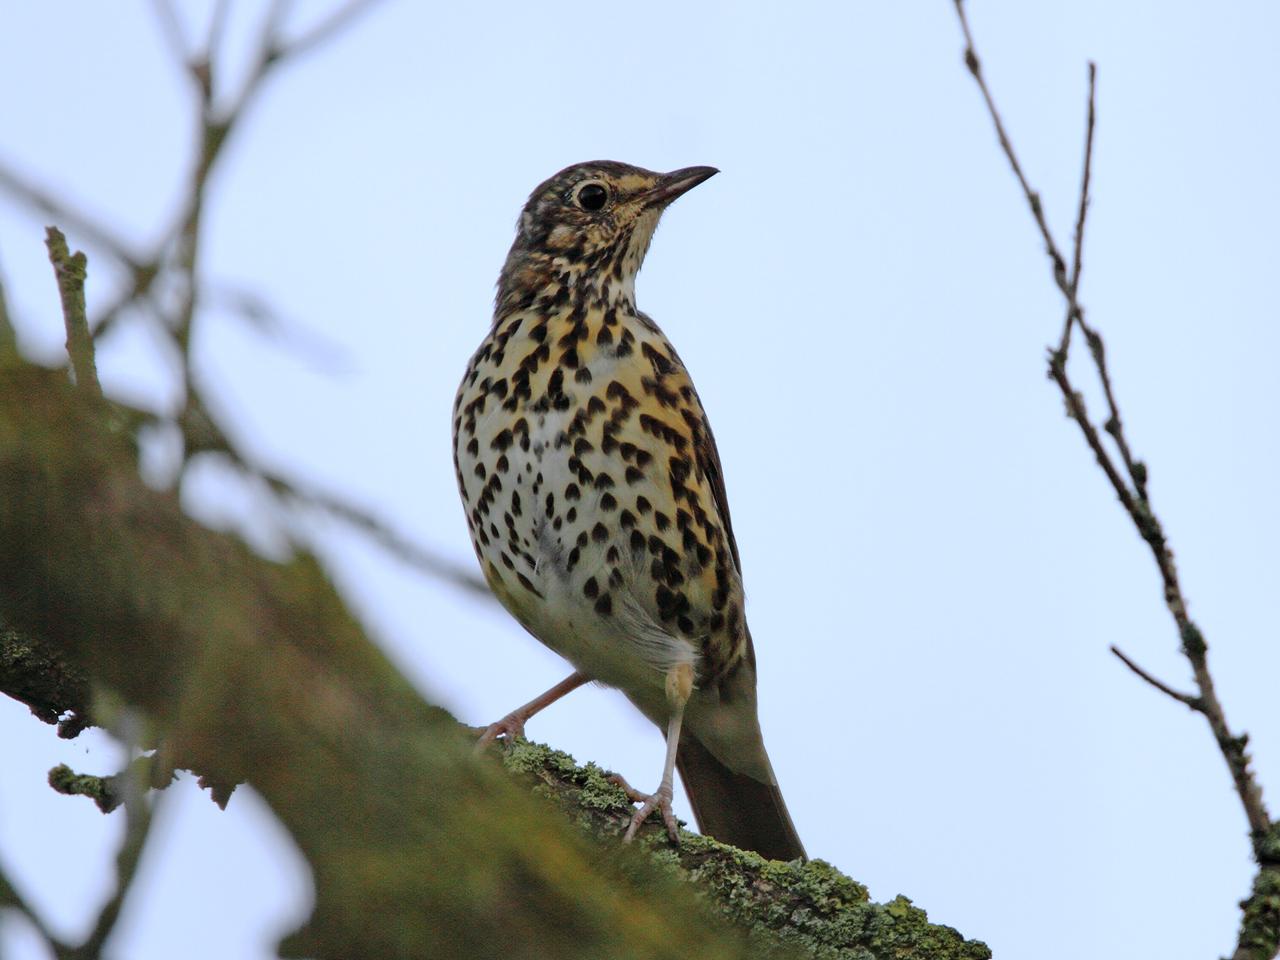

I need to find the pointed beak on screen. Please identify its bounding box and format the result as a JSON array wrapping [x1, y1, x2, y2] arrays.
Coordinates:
[[641, 165, 719, 207]]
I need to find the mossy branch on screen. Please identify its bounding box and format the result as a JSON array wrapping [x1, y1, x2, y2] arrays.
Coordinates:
[[45, 226, 99, 398], [497, 738, 989, 959], [0, 358, 991, 959]]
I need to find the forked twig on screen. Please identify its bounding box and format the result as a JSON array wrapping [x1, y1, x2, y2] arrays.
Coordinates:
[[952, 2, 1277, 955]]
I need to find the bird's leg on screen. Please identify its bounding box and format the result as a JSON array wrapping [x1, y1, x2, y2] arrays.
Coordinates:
[[619, 661, 693, 844], [475, 671, 589, 750]]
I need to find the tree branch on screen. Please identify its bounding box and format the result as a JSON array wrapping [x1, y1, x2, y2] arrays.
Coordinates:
[[951, 4, 1277, 957], [0, 356, 990, 959], [46, 227, 100, 398]]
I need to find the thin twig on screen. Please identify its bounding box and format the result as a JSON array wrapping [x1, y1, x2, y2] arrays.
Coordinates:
[[179, 380, 490, 596], [46, 227, 101, 398], [1058, 62, 1097, 360], [270, 472, 493, 597], [148, 0, 191, 73], [65, 716, 157, 960], [954, 1, 1069, 296], [205, 281, 351, 372], [953, 0, 1273, 926], [282, 0, 388, 61], [0, 159, 145, 273], [204, 0, 232, 62], [0, 863, 72, 958], [1109, 645, 1199, 708]]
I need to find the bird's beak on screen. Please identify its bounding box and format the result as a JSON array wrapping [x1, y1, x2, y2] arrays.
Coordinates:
[[642, 166, 719, 207]]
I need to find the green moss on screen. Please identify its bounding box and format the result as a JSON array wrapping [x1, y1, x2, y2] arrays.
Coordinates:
[[495, 736, 990, 959]]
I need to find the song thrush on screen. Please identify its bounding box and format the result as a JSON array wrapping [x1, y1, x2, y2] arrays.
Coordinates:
[[453, 161, 805, 861]]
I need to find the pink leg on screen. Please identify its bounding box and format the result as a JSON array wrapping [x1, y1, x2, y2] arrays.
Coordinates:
[[612, 662, 693, 845], [475, 671, 589, 750]]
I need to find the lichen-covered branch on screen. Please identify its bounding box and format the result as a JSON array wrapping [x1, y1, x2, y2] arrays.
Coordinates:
[[1, 619, 93, 737], [498, 739, 989, 959], [0, 357, 986, 958]]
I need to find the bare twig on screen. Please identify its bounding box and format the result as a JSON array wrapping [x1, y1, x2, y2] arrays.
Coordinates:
[[952, 2, 1275, 954], [1058, 63, 1096, 359], [0, 863, 72, 958], [45, 227, 101, 398], [178, 380, 490, 595], [66, 747, 156, 959], [954, 4, 1068, 296], [1109, 645, 1199, 708], [204, 0, 232, 63], [283, 0, 389, 61], [205, 281, 351, 371], [268, 471, 493, 597], [148, 0, 191, 73], [0, 160, 146, 273]]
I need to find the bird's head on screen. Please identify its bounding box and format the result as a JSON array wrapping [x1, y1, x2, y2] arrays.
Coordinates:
[[496, 160, 718, 315]]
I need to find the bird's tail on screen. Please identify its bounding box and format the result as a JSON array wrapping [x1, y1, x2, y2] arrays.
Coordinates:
[[676, 731, 806, 862]]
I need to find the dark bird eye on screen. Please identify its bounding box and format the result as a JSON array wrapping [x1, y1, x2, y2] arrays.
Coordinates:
[[576, 183, 609, 212]]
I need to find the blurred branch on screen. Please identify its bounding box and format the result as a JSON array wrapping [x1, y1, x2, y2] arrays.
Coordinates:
[[0, 235, 988, 956], [0, 4, 486, 602], [180, 385, 488, 595], [46, 227, 101, 398], [0, 863, 71, 960], [285, 0, 388, 61], [0, 361, 757, 960], [64, 719, 157, 960], [205, 281, 351, 371], [952, 4, 1278, 958], [49, 751, 179, 814], [1, 618, 93, 737], [0, 160, 146, 273], [0, 722, 157, 960], [0, 263, 17, 366]]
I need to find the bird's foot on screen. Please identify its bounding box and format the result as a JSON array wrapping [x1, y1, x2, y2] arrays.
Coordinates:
[[608, 774, 679, 844], [474, 712, 527, 752]]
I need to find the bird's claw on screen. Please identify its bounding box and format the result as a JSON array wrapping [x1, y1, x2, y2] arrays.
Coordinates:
[[608, 774, 679, 844], [474, 713, 527, 753]]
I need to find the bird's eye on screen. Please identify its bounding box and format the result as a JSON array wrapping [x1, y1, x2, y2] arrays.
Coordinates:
[[575, 182, 609, 212]]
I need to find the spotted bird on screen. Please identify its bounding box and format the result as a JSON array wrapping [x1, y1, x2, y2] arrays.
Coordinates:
[[453, 161, 805, 861]]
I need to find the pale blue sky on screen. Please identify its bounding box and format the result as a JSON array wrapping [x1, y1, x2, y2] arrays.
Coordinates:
[[2, 2, 1278, 958]]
